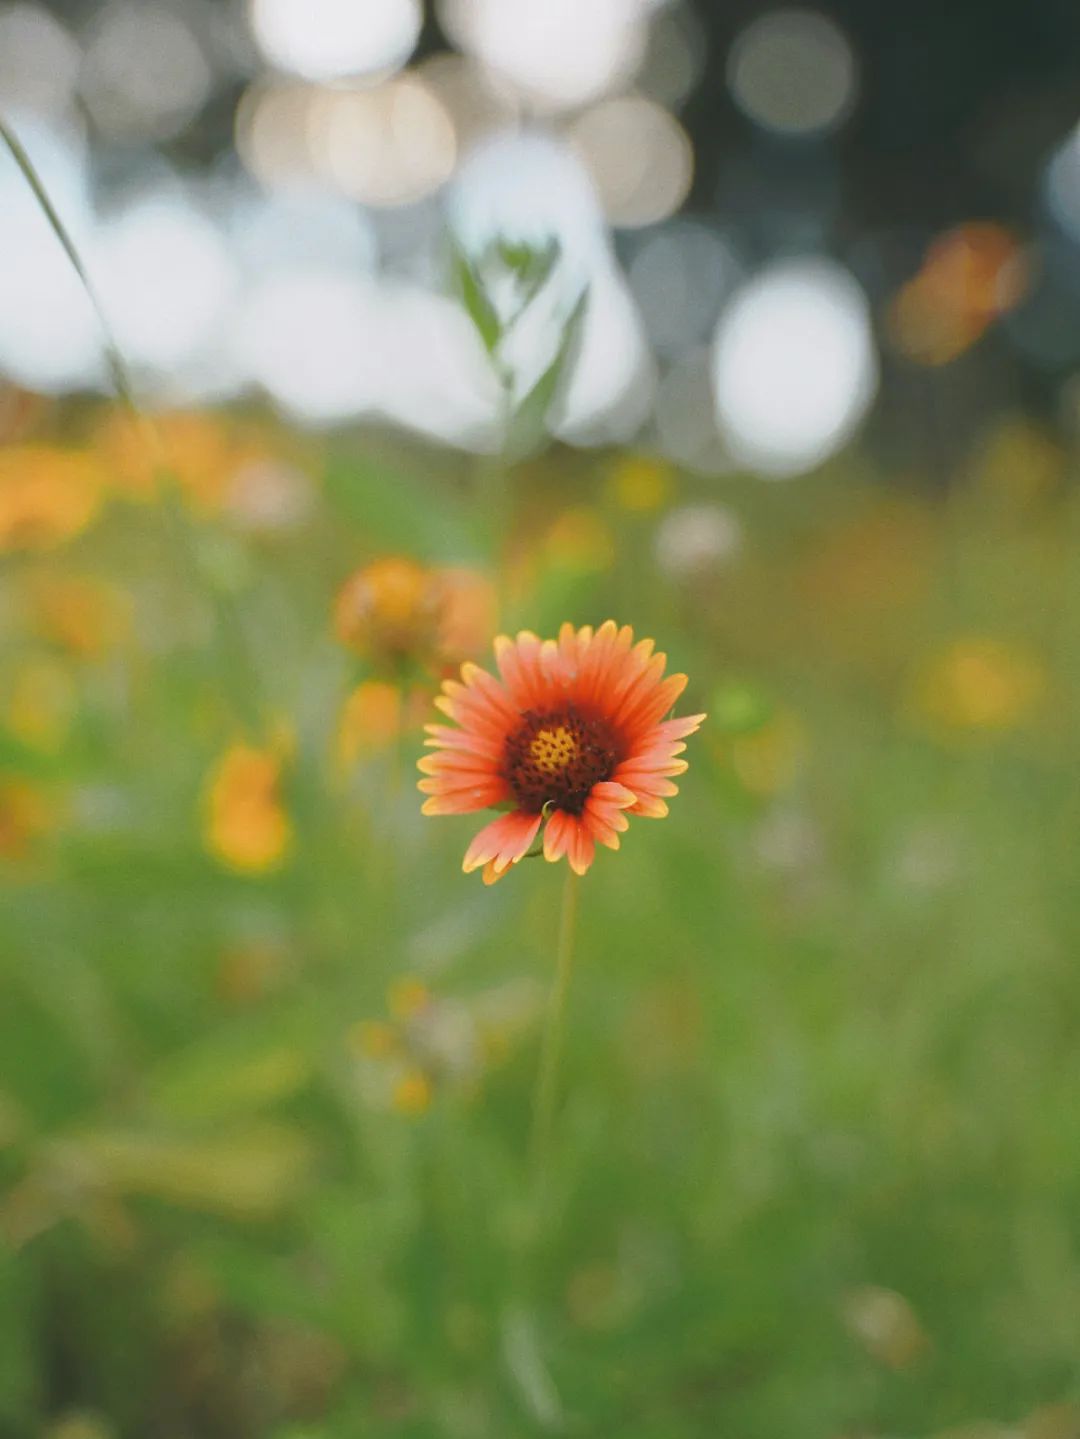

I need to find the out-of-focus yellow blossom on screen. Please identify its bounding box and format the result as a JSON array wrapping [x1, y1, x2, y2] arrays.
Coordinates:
[[0, 776, 52, 859], [6, 657, 76, 755], [721, 710, 806, 797], [0, 446, 105, 552], [338, 679, 402, 760], [606, 454, 673, 513], [973, 417, 1065, 508], [841, 1285, 928, 1370], [334, 557, 496, 671], [391, 1068, 433, 1116], [204, 741, 292, 874], [26, 573, 132, 658], [887, 222, 1028, 366], [544, 506, 614, 573], [96, 409, 265, 513], [336, 680, 432, 771], [911, 639, 1045, 735]]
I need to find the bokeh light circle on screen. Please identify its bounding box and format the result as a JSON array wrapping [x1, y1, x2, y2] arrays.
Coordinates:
[[94, 191, 236, 380], [249, 0, 422, 81], [628, 222, 738, 354], [568, 95, 693, 228], [727, 8, 857, 137], [311, 76, 457, 208], [710, 258, 878, 477], [440, 0, 648, 113]]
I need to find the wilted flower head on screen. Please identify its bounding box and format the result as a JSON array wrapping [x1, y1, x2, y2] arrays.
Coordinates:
[[334, 557, 495, 672], [419, 620, 704, 882]]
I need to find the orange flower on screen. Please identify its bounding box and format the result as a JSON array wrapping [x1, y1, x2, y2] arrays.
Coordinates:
[[418, 621, 704, 883], [887, 222, 1028, 366]]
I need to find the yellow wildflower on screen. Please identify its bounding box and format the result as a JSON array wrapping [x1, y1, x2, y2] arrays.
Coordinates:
[[96, 409, 264, 513], [204, 742, 292, 874], [0, 446, 104, 552], [391, 1068, 433, 1116], [27, 573, 132, 658], [6, 658, 76, 755], [0, 776, 52, 859], [337, 680, 403, 765], [911, 639, 1044, 735], [606, 453, 673, 512]]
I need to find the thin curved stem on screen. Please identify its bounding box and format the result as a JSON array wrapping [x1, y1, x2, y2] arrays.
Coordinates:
[[0, 115, 139, 418], [1, 113, 262, 728], [529, 867, 580, 1184]]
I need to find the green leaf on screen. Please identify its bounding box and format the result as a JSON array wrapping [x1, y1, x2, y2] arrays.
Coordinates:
[[451, 241, 502, 355], [145, 1030, 313, 1124], [52, 1124, 314, 1219], [505, 286, 589, 462]]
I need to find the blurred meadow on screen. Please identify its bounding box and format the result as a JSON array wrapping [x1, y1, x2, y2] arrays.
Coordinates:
[[6, 2, 1080, 1438]]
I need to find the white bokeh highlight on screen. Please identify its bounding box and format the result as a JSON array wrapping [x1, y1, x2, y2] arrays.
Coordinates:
[[710, 259, 878, 477], [249, 0, 422, 81]]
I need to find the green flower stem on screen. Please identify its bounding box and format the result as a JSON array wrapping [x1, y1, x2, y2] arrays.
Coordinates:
[[529, 866, 580, 1187]]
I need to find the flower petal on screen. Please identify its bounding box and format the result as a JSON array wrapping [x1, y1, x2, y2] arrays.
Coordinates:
[[462, 811, 541, 874]]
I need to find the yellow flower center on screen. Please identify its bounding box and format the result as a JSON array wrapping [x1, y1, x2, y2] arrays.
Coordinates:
[[529, 724, 579, 775]]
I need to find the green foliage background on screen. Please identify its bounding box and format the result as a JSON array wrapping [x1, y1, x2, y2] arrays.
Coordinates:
[[3, 425, 1080, 1439]]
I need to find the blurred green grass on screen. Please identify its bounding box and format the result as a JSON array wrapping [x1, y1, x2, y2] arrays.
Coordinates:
[[3, 414, 1080, 1439]]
